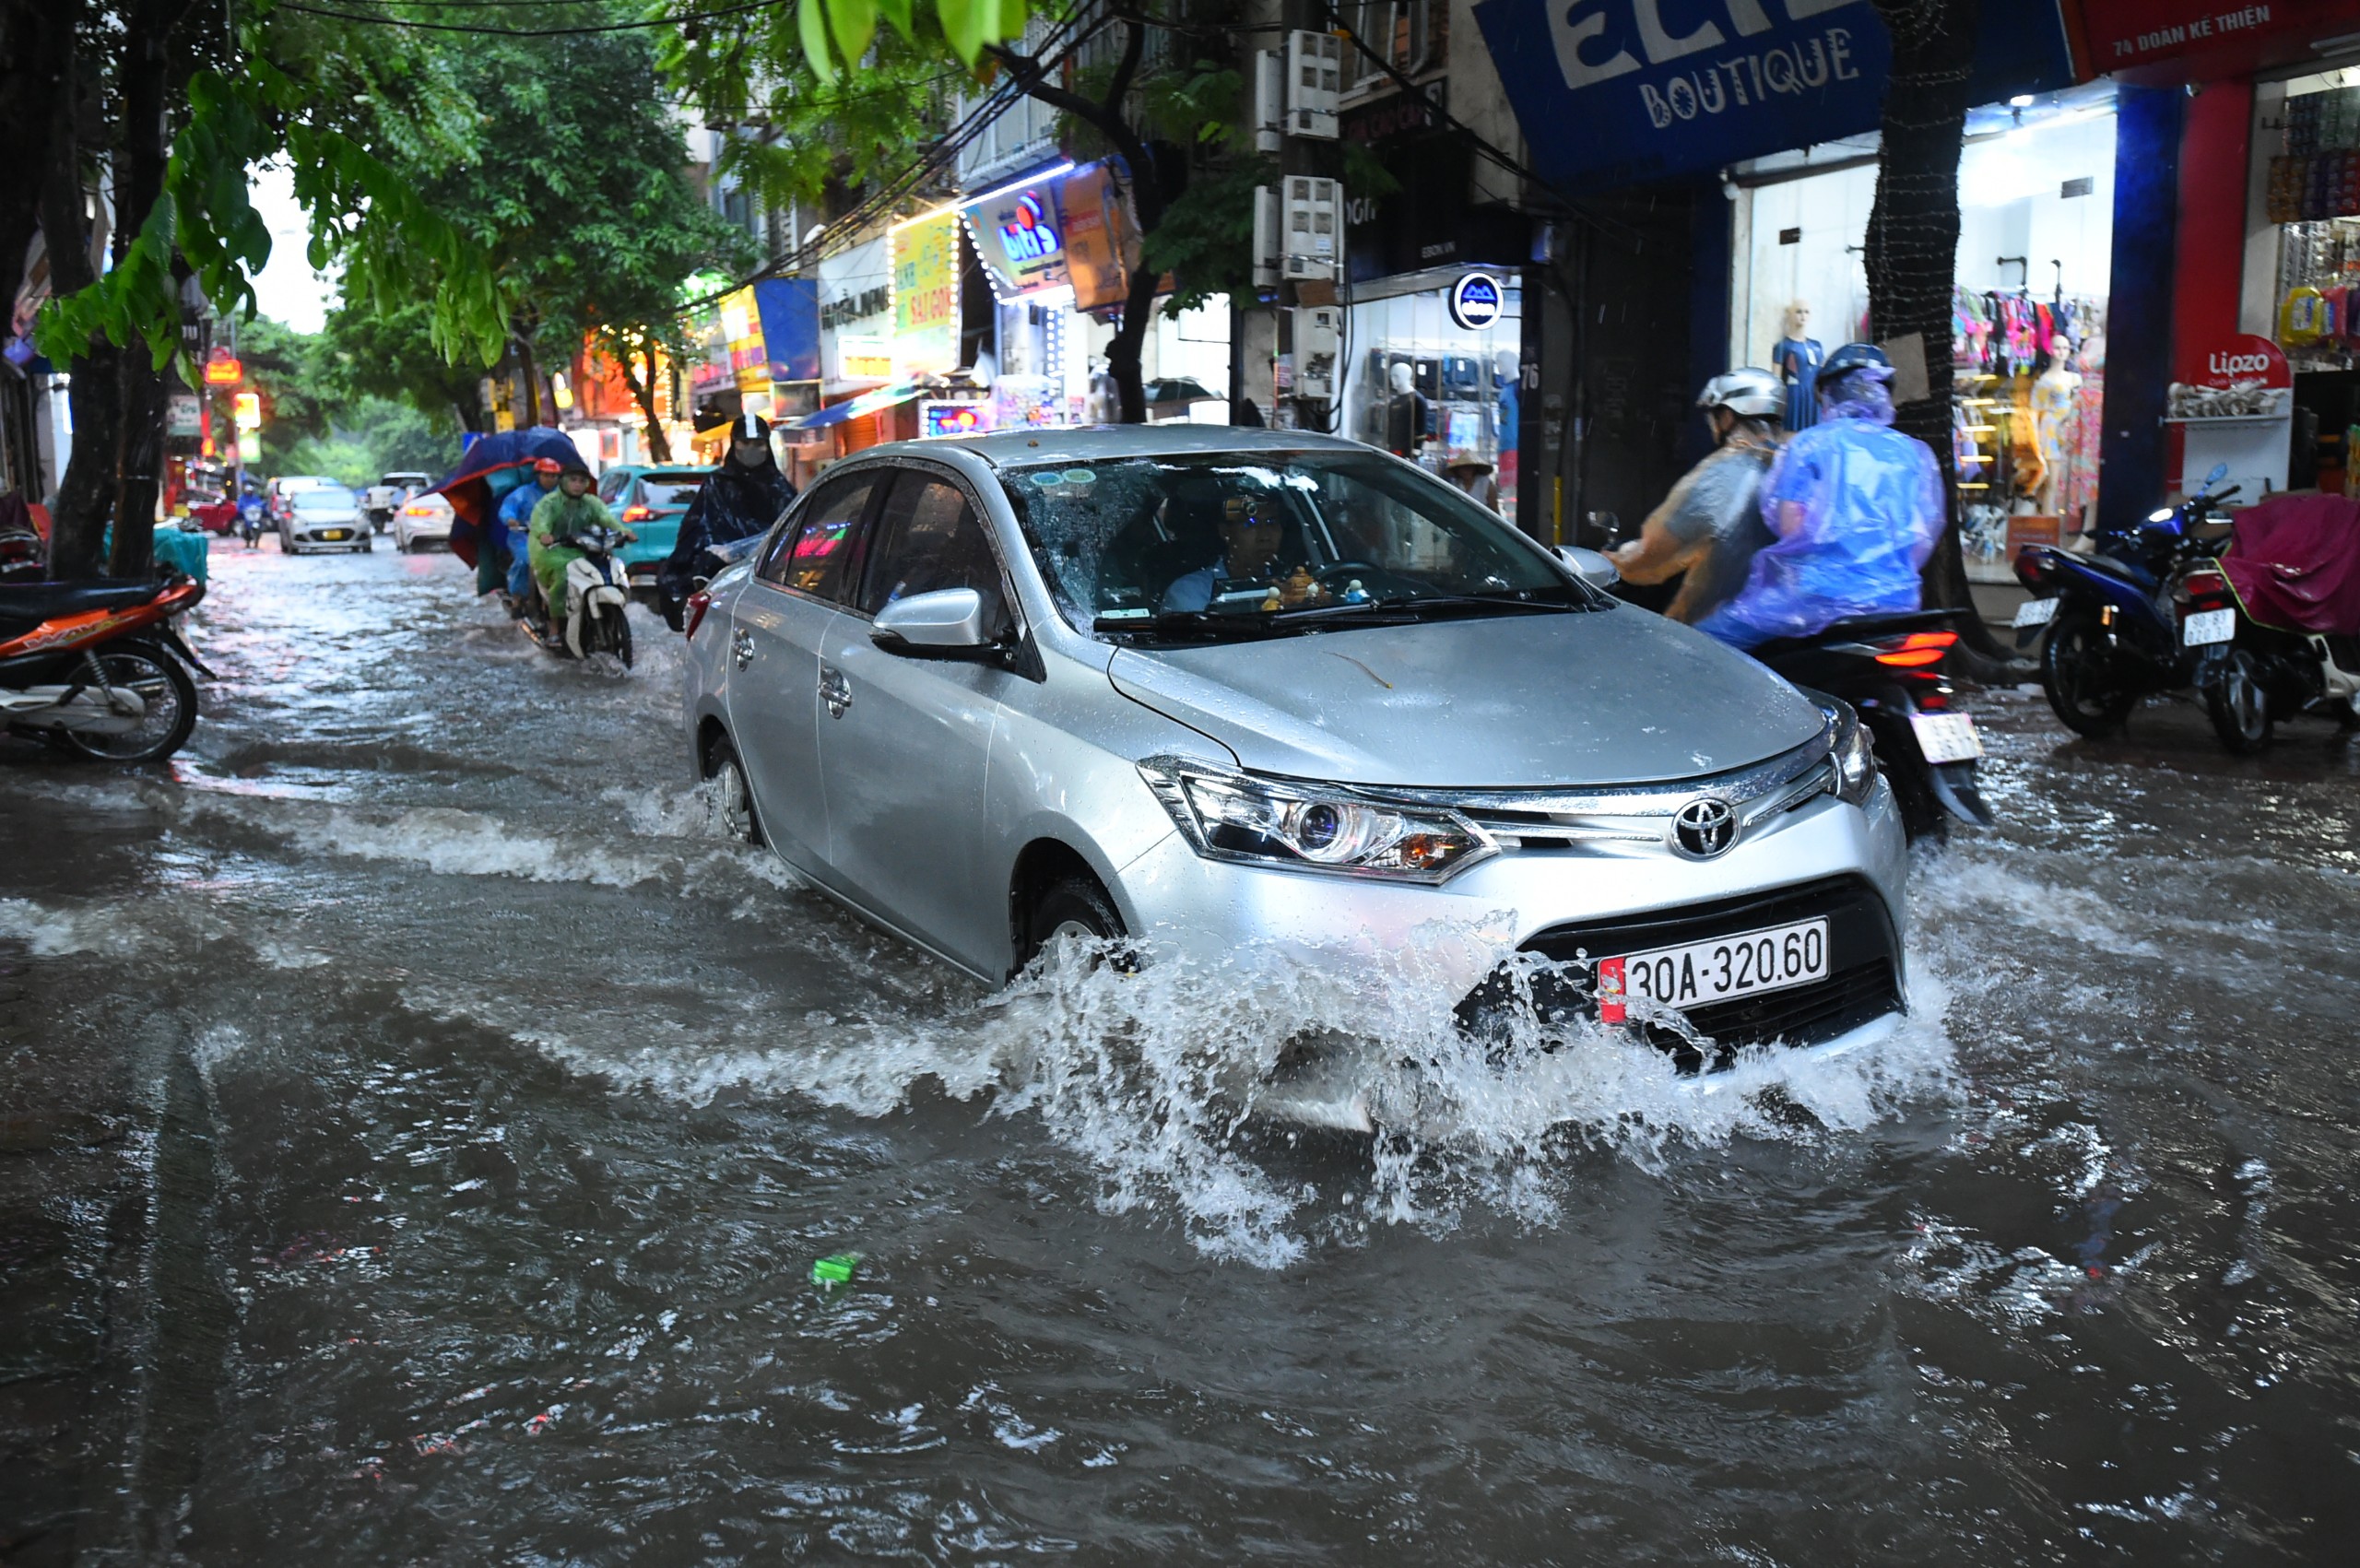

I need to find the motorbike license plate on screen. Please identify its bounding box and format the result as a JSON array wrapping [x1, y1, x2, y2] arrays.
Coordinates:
[[1908, 711, 1985, 763], [2183, 607, 2236, 646], [2013, 595, 2059, 629], [1605, 918, 1828, 1012], [322, 528, 349, 541]]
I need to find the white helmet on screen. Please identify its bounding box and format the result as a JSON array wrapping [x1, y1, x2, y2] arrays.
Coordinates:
[[1698, 367, 1784, 421]]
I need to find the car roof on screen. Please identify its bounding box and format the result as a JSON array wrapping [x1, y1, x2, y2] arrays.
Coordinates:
[[635, 467, 709, 479], [850, 424, 1372, 470]]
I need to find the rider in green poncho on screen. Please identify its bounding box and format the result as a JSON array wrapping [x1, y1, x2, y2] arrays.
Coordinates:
[[527, 457, 634, 622]]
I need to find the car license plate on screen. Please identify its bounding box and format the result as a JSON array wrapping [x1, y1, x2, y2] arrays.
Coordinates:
[[2183, 607, 2236, 646], [1601, 917, 1828, 1014], [1909, 711, 1984, 763], [322, 528, 349, 540], [2012, 595, 2059, 628]]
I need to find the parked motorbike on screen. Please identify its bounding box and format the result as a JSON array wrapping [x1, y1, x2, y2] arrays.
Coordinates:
[[0, 575, 213, 762], [2180, 513, 2360, 753], [523, 524, 633, 667], [1748, 611, 1995, 842], [2012, 463, 2237, 737]]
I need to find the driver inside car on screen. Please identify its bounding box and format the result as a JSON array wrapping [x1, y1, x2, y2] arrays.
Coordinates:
[[1161, 494, 1326, 612]]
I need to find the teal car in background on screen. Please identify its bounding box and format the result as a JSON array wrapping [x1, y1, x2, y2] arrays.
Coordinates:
[[596, 465, 711, 599]]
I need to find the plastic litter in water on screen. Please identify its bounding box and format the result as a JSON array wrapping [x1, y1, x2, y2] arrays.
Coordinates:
[[810, 1254, 857, 1286]]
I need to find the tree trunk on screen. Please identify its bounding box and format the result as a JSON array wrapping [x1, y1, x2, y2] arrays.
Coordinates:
[[0, 0, 71, 303], [1105, 254, 1159, 425], [39, 44, 115, 583], [1865, 0, 2011, 663], [513, 335, 544, 428], [612, 336, 672, 462], [103, 10, 183, 581]]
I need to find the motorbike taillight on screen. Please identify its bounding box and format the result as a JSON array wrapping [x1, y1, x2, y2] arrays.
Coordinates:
[[1872, 630, 1959, 667], [2177, 569, 2228, 604], [684, 590, 712, 641], [2012, 546, 2048, 589]]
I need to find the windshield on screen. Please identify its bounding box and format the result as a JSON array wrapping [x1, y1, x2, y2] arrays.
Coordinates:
[[637, 476, 706, 509], [998, 451, 1578, 638], [294, 487, 357, 511]]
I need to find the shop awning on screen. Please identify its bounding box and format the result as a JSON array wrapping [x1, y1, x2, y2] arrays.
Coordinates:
[[776, 381, 922, 431]]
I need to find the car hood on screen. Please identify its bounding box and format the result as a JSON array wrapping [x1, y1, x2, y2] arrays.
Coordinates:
[[1105, 607, 1823, 788]]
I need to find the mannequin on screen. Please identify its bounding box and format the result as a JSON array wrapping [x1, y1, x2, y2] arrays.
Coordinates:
[[1385, 360, 1432, 459], [1773, 300, 1824, 432], [2030, 333, 2080, 515]]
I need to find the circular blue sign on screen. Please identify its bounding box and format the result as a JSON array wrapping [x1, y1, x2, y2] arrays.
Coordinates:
[[1448, 272, 1504, 331]]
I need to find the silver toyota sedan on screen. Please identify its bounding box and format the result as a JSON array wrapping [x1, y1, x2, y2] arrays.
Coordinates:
[[682, 426, 1908, 1082]]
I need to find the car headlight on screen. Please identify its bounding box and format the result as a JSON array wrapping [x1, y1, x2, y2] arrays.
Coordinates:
[[1817, 699, 1879, 807], [1138, 757, 1494, 884]]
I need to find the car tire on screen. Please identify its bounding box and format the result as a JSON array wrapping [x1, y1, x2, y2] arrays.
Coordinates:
[[2206, 647, 2274, 754], [708, 736, 763, 846], [1024, 874, 1127, 972], [359, 536, 372, 553]]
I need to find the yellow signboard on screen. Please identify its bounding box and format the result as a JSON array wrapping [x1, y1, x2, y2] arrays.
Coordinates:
[[891, 209, 960, 378]]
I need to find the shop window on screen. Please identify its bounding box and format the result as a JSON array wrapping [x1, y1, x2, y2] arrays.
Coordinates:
[[1339, 1, 1442, 99]]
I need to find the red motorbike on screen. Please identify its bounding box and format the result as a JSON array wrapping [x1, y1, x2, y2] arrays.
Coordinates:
[[0, 576, 212, 763]]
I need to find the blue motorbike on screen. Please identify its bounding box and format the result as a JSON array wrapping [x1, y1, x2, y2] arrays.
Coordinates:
[[2012, 464, 2236, 737]]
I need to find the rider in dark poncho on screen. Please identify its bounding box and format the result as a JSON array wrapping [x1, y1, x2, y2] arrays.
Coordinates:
[[657, 412, 797, 630]]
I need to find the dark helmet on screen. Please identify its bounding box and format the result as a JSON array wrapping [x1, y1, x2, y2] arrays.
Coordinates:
[[1820, 342, 1894, 386], [558, 455, 592, 479], [732, 412, 772, 444]]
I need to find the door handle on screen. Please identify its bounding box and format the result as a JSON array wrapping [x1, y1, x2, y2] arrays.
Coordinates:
[[819, 664, 851, 719], [731, 628, 755, 670]]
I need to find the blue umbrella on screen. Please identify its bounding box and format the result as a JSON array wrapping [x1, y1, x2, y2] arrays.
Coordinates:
[[426, 430, 584, 569]]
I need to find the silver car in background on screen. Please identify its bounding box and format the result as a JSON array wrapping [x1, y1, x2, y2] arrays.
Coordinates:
[[683, 427, 1908, 1091]]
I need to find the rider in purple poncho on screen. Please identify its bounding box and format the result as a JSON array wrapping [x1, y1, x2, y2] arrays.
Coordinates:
[[1694, 343, 1944, 651]]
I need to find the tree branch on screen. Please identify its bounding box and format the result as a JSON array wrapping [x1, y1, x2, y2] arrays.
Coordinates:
[[1103, 16, 1144, 112]]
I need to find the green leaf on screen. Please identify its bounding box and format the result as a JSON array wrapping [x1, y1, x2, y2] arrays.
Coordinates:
[[875, 0, 913, 39], [799, 0, 837, 81], [827, 0, 877, 67], [938, 0, 986, 65]]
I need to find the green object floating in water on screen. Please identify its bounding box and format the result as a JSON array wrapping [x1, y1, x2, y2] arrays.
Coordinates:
[[810, 1254, 857, 1286]]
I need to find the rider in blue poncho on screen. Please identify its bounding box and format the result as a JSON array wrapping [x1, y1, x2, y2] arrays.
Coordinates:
[[1694, 343, 1945, 650]]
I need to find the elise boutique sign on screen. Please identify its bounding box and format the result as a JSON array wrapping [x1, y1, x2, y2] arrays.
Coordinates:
[[1473, 0, 2075, 190]]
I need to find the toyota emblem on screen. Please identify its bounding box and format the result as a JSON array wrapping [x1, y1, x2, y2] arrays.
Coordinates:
[[1671, 797, 1738, 859]]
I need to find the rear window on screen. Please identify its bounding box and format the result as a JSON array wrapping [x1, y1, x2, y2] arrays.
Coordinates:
[[293, 487, 357, 510], [637, 476, 707, 510]]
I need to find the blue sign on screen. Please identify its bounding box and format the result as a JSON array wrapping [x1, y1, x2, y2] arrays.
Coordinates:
[[1472, 0, 2074, 191], [751, 277, 821, 383], [1449, 272, 1506, 330]]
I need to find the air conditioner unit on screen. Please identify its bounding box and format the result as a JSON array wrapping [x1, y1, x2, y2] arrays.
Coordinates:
[[1286, 30, 1342, 140], [1292, 305, 1341, 402], [1253, 185, 1281, 289], [1254, 50, 1284, 155], [1281, 176, 1339, 281]]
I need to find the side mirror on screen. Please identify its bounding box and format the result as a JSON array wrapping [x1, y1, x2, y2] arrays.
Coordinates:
[[2205, 462, 2230, 486], [872, 586, 997, 658], [1558, 545, 1621, 591]]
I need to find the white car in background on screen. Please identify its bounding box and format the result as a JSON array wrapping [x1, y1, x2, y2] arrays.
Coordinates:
[[279, 483, 371, 555], [392, 490, 455, 552]]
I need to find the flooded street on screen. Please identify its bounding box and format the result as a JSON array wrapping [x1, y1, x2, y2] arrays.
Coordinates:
[[5, 539, 2358, 1563]]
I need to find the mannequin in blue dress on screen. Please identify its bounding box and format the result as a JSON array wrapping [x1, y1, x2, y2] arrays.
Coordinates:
[[1773, 300, 1823, 431]]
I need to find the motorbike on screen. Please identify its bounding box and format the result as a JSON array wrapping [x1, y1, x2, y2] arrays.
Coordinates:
[[236, 495, 267, 548], [2011, 463, 2241, 737], [1747, 610, 1995, 842], [2180, 507, 2360, 754], [524, 523, 633, 667], [0, 575, 213, 763]]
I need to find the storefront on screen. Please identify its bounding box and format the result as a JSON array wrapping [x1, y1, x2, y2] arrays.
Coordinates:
[[1335, 267, 1524, 525], [2260, 66, 2360, 496], [1733, 85, 2118, 577]]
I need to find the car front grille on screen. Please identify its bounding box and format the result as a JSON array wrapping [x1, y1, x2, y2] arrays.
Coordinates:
[[1461, 876, 1903, 1071]]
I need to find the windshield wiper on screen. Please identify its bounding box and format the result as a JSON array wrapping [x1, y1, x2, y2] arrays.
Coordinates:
[[1268, 591, 1582, 625]]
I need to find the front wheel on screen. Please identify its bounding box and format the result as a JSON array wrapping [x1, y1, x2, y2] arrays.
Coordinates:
[[2207, 648, 2274, 753], [2042, 611, 2136, 737], [1022, 874, 1127, 973], [57, 642, 198, 764]]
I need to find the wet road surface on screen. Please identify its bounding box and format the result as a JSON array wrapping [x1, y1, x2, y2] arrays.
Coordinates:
[[3, 538, 2357, 1563]]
